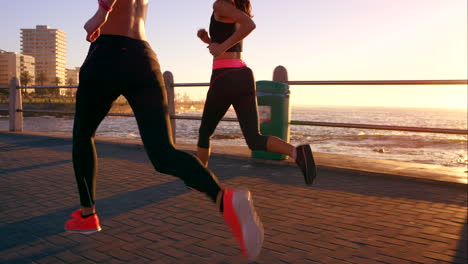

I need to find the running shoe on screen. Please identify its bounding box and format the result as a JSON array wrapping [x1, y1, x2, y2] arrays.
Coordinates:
[[295, 144, 317, 185], [65, 210, 101, 234], [222, 188, 264, 262], [70, 209, 82, 218]]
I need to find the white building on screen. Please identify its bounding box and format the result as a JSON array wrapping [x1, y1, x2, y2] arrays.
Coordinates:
[[0, 50, 36, 92], [65, 67, 80, 96], [66, 67, 80, 85], [21, 25, 67, 92]]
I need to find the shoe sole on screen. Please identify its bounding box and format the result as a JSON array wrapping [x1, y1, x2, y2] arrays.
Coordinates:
[[65, 227, 102, 235], [298, 144, 317, 185], [231, 190, 264, 262]]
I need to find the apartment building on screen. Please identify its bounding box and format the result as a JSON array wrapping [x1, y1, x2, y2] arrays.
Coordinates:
[[65, 67, 80, 96], [66, 67, 80, 85], [20, 25, 66, 89], [0, 50, 36, 91]]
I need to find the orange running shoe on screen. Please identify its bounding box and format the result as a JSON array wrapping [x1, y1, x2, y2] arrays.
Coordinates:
[[222, 188, 264, 262], [69, 209, 82, 218], [65, 210, 102, 234]]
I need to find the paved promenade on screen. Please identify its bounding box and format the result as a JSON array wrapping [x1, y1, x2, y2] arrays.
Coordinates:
[[1, 130, 467, 264]]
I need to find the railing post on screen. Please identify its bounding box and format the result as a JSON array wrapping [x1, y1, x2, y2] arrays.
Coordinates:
[[9, 77, 23, 132], [273, 65, 289, 83], [272, 66, 291, 143], [163, 71, 176, 143]]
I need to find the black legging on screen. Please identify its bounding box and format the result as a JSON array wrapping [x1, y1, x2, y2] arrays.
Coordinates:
[[73, 34, 221, 207], [198, 66, 269, 150]]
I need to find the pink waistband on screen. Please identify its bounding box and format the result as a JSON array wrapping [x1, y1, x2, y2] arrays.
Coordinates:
[[212, 59, 247, 70]]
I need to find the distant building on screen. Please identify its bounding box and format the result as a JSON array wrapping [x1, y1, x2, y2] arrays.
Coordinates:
[[21, 25, 67, 93], [20, 54, 36, 85], [66, 67, 80, 85], [65, 67, 80, 96], [0, 50, 36, 92]]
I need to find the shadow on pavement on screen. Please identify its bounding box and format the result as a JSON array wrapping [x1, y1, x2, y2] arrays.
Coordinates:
[[0, 180, 190, 252]]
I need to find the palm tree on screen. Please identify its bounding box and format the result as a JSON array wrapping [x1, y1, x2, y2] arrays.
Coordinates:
[[35, 72, 47, 95], [36, 72, 47, 86], [54, 77, 61, 86], [51, 77, 62, 96], [67, 78, 75, 96], [20, 71, 33, 86], [20, 71, 33, 94]]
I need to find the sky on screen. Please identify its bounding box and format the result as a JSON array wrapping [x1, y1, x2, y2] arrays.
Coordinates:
[[1, 0, 467, 108]]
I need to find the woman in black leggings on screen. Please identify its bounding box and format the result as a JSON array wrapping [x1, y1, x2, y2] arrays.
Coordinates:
[[65, 1, 264, 261], [197, 0, 317, 185], [72, 34, 222, 210]]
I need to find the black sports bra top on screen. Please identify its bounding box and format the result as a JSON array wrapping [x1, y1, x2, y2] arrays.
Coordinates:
[[209, 13, 243, 52]]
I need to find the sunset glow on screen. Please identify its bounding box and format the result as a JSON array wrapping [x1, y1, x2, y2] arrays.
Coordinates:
[[1, 0, 467, 108]]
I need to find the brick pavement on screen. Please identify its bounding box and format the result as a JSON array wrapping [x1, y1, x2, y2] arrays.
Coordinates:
[[0, 132, 467, 264]]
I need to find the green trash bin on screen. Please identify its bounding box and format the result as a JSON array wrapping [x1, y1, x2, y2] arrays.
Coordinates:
[[252, 80, 291, 160]]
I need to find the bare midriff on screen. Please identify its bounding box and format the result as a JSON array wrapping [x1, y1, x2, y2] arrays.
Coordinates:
[[100, 0, 148, 40], [214, 52, 242, 61]]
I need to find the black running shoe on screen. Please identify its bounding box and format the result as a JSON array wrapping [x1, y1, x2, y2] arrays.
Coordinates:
[[295, 144, 317, 185]]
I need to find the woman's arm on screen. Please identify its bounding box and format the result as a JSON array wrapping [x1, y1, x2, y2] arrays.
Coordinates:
[[208, 0, 256, 56], [84, 0, 117, 42], [197, 29, 212, 44]]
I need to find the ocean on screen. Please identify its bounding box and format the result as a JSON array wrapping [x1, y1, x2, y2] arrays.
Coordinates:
[[0, 105, 467, 170]]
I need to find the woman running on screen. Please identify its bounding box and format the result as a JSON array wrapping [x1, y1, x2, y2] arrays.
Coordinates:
[[64, 0, 263, 261], [197, 0, 317, 185]]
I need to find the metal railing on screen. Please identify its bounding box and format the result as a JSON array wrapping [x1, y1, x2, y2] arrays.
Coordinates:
[[1, 66, 467, 138]]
